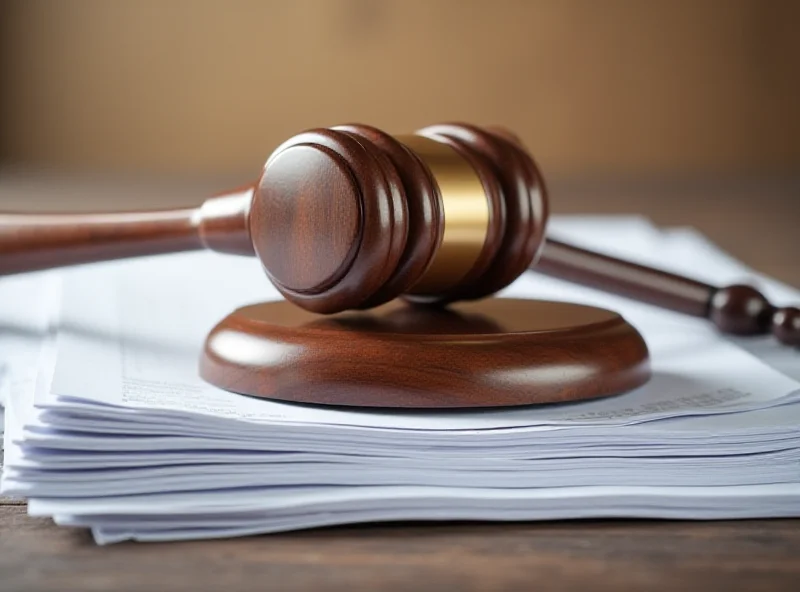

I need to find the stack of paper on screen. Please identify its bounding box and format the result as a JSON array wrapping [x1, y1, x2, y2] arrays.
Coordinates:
[[1, 217, 799, 544]]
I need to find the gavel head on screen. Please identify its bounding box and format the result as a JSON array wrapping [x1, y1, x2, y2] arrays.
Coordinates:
[[248, 123, 548, 314]]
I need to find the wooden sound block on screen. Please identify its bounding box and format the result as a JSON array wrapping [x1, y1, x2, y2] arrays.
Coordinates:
[[200, 298, 650, 408]]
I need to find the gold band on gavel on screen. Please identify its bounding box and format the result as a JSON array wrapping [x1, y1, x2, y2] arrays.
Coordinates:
[[397, 135, 490, 294]]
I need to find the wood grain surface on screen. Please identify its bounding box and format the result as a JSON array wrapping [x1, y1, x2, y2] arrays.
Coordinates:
[[201, 299, 649, 408], [0, 174, 799, 591], [1, 506, 799, 592]]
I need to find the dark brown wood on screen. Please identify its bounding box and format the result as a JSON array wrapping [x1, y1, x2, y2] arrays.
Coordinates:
[[201, 298, 650, 408], [1, 174, 799, 592], [537, 239, 800, 345], [196, 184, 258, 256], [0, 123, 796, 344], [2, 504, 800, 592], [0, 187, 254, 275], [709, 285, 800, 345], [773, 306, 800, 345], [252, 129, 409, 314], [254, 144, 365, 292], [334, 124, 442, 309], [0, 208, 203, 275], [537, 238, 714, 316]]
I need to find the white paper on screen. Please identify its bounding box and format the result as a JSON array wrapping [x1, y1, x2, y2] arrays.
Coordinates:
[[41, 245, 800, 432], [3, 216, 800, 544]]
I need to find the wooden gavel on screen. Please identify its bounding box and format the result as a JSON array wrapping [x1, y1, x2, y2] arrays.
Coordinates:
[[1, 123, 798, 345]]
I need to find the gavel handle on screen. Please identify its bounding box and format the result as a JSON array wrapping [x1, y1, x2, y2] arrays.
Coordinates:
[[0, 201, 796, 344], [0, 209, 202, 275], [0, 189, 254, 275], [536, 239, 799, 345]]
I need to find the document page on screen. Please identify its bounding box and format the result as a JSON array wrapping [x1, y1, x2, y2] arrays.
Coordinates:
[[4, 217, 799, 545], [46, 249, 800, 431]]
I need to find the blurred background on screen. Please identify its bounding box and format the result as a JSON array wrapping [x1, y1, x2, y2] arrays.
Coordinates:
[[0, 0, 798, 269], [3, 0, 800, 176]]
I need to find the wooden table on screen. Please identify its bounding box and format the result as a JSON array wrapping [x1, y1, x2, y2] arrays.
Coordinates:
[[1, 174, 799, 591]]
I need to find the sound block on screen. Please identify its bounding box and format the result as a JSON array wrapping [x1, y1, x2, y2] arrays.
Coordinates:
[[200, 298, 650, 408]]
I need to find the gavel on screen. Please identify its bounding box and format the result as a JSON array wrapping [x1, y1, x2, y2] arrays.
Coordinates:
[[1, 123, 798, 345]]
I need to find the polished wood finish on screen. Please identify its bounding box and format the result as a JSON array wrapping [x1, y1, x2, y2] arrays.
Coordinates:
[[0, 186, 255, 275], [0, 123, 796, 343], [334, 125, 441, 309], [201, 298, 650, 408], [252, 129, 409, 313], [709, 285, 800, 344], [195, 184, 258, 256], [538, 239, 711, 317], [537, 240, 800, 345], [0, 208, 201, 274], [1, 174, 798, 592], [773, 306, 800, 345]]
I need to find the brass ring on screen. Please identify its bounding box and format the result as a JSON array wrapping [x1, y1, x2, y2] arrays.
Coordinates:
[[397, 135, 490, 294]]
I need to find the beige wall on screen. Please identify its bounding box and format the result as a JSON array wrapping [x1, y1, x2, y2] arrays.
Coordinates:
[[2, 0, 799, 177]]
